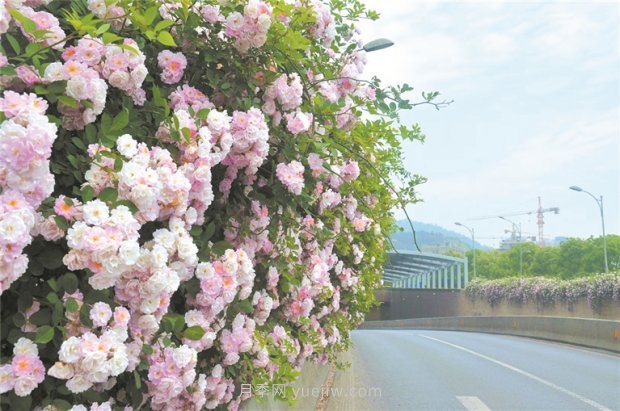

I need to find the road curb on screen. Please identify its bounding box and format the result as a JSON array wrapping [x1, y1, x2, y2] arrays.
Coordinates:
[[360, 316, 620, 353]]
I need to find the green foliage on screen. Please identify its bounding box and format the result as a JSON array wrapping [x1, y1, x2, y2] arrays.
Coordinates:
[[464, 235, 620, 279]]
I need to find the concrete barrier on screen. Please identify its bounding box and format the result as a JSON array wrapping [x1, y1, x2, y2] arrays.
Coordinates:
[[241, 361, 330, 410], [360, 316, 620, 353], [366, 288, 620, 321]]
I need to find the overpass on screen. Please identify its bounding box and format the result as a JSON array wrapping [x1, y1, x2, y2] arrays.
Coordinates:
[[383, 251, 469, 289]]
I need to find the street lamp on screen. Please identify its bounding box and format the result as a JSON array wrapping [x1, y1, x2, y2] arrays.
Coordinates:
[[499, 216, 523, 276], [362, 38, 394, 52], [569, 185, 609, 273], [455, 222, 476, 278]]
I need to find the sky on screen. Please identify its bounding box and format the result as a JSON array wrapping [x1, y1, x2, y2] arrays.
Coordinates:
[[358, 0, 620, 247]]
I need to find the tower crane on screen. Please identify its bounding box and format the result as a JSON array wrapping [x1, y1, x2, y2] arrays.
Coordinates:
[[469, 197, 559, 246]]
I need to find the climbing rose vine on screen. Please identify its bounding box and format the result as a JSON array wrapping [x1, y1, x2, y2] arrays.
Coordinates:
[[465, 274, 620, 311], [0, 0, 427, 409]]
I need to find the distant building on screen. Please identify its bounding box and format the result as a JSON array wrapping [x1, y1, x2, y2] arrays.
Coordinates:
[[499, 235, 536, 250]]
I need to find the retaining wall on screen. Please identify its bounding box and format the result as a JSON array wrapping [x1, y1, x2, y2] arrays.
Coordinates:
[[366, 288, 620, 321]]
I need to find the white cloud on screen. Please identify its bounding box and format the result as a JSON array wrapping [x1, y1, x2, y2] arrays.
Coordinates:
[[534, 4, 599, 58], [417, 109, 619, 201]]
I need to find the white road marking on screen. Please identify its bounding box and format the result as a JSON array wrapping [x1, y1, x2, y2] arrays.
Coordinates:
[[421, 334, 612, 411], [456, 396, 493, 411]]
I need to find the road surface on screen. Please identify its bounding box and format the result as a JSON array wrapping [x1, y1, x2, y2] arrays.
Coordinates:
[[326, 330, 620, 411]]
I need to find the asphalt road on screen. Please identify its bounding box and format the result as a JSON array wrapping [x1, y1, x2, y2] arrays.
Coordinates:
[[326, 330, 620, 411]]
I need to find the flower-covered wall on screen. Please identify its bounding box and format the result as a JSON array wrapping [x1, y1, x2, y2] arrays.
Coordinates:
[[0, 0, 425, 409]]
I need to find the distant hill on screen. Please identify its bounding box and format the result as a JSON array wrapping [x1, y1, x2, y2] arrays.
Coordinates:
[[391, 220, 491, 253]]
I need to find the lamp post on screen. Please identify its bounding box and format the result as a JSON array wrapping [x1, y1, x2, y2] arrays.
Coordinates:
[[362, 38, 394, 52], [455, 222, 476, 278], [569, 186, 609, 273], [499, 216, 523, 276]]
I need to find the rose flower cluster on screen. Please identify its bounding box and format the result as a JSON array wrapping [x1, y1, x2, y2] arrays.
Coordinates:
[[0, 0, 418, 410]]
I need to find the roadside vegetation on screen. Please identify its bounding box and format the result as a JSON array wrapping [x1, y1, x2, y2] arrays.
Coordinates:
[[461, 235, 620, 279]]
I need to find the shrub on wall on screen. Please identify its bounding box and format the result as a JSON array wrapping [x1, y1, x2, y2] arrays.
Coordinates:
[[465, 274, 620, 311], [0, 0, 426, 409]]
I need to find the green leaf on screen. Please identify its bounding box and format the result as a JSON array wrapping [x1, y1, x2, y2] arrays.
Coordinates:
[[119, 43, 140, 55], [53, 215, 68, 231], [28, 258, 45, 277], [80, 303, 93, 327], [85, 124, 97, 143], [52, 300, 63, 325], [8, 392, 31, 411], [67, 154, 78, 168], [58, 95, 78, 108], [115, 200, 138, 213], [7, 329, 23, 344], [81, 185, 94, 202], [35, 325, 55, 344], [211, 241, 232, 257], [183, 326, 205, 340], [95, 23, 111, 35], [99, 187, 118, 203], [17, 293, 33, 312], [154, 19, 175, 32], [66, 297, 79, 313], [38, 246, 65, 269], [196, 108, 210, 120], [34, 85, 48, 94], [0, 65, 17, 76], [46, 291, 59, 303], [157, 31, 177, 47], [52, 399, 72, 411], [202, 222, 216, 242], [71, 137, 86, 151], [144, 5, 159, 24], [8, 8, 36, 33], [12, 313, 26, 328], [5, 33, 21, 55], [238, 299, 254, 314], [133, 370, 142, 389], [59, 273, 79, 293], [102, 32, 122, 44], [30, 309, 51, 326], [181, 127, 191, 143], [24, 42, 41, 57], [161, 313, 184, 334], [111, 108, 129, 131]]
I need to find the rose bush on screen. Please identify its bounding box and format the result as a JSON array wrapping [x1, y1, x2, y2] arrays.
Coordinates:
[[465, 274, 620, 311], [0, 0, 428, 409]]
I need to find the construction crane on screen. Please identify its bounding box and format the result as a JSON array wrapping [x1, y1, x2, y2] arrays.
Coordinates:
[[469, 197, 559, 246]]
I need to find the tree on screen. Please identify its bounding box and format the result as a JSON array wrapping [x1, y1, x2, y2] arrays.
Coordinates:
[[465, 235, 620, 279]]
